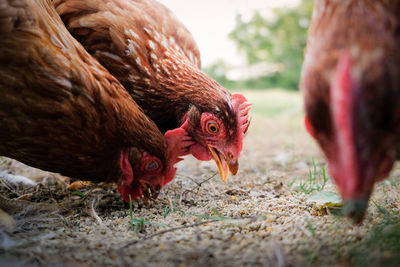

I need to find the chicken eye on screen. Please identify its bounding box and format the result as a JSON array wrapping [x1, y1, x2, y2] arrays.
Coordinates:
[[207, 121, 219, 134], [146, 160, 159, 171]]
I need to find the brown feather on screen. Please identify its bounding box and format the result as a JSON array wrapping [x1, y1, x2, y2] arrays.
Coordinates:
[[0, 0, 167, 183], [54, 0, 237, 140], [301, 0, 400, 152]]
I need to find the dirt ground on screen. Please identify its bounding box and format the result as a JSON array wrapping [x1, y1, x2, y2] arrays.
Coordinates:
[[0, 89, 400, 266]]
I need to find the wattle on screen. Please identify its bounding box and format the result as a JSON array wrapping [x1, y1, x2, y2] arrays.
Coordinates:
[[190, 143, 212, 161]]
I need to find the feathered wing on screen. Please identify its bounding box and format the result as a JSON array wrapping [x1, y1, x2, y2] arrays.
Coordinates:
[[54, 0, 229, 134], [0, 0, 167, 182], [54, 0, 201, 81]]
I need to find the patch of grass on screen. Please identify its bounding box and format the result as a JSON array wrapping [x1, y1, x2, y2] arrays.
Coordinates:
[[190, 208, 231, 222], [290, 159, 329, 194], [130, 217, 145, 233], [380, 179, 399, 195], [350, 203, 400, 266], [163, 207, 172, 218], [288, 177, 297, 188], [305, 217, 316, 237], [128, 195, 169, 233], [304, 248, 319, 265], [129, 218, 169, 234], [72, 190, 88, 200], [387, 178, 398, 187], [372, 200, 393, 219], [163, 194, 185, 218], [129, 195, 134, 228]]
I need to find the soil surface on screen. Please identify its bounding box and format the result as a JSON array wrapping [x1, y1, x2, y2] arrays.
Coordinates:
[[0, 90, 399, 267]]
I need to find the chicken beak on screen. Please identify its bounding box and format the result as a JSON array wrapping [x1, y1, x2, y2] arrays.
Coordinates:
[[208, 146, 238, 182], [228, 159, 239, 176], [343, 197, 369, 224], [141, 183, 161, 201]]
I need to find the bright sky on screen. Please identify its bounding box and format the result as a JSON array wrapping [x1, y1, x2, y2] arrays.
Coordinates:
[[160, 0, 301, 67]]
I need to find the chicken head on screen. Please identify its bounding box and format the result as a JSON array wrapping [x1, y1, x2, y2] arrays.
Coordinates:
[[118, 127, 193, 202], [304, 51, 397, 223], [180, 93, 251, 182]]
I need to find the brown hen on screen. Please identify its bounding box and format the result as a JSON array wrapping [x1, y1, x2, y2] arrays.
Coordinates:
[[54, 0, 252, 182], [301, 0, 400, 222], [0, 0, 187, 202]]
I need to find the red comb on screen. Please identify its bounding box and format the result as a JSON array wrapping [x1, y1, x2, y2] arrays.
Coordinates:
[[330, 50, 359, 196], [232, 93, 252, 137], [331, 50, 355, 140], [231, 93, 252, 155]]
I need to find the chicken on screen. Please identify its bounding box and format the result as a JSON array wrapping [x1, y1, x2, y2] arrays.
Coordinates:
[[301, 0, 400, 222], [54, 0, 252, 182], [0, 0, 190, 202]]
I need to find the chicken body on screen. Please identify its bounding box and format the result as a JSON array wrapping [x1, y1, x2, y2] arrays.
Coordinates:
[[301, 0, 400, 221], [0, 0, 182, 201], [54, 0, 251, 181]]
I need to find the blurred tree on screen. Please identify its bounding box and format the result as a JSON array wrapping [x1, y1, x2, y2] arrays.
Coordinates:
[[229, 0, 313, 90], [203, 59, 236, 89]]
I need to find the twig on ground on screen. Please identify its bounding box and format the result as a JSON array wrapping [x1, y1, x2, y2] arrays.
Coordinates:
[[326, 207, 332, 216], [266, 204, 311, 209], [48, 186, 55, 203], [120, 219, 222, 249], [273, 243, 287, 267], [196, 173, 218, 187], [167, 195, 174, 213], [0, 177, 21, 197], [16, 193, 34, 201], [180, 172, 217, 187], [178, 190, 183, 207], [89, 199, 102, 225], [0, 195, 59, 215], [120, 214, 279, 250], [180, 172, 218, 196]]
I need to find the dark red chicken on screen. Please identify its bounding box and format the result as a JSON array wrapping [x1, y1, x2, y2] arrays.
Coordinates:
[[301, 0, 400, 222], [0, 0, 189, 202], [54, 0, 251, 182]]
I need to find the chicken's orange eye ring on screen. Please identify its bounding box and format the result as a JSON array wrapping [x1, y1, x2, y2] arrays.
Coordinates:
[[146, 160, 159, 171], [207, 121, 219, 134]]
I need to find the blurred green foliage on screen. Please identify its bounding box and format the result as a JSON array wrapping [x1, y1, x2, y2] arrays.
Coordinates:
[[202, 59, 236, 89], [204, 0, 313, 90]]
